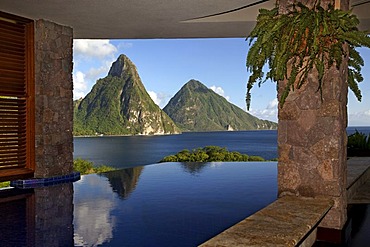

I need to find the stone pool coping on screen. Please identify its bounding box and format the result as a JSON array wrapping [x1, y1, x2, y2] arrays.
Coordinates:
[[199, 195, 333, 247], [347, 157, 370, 201], [200, 157, 370, 246]]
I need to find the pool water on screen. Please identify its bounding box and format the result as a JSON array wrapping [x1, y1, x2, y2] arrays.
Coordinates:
[[73, 162, 278, 246], [0, 162, 277, 247]]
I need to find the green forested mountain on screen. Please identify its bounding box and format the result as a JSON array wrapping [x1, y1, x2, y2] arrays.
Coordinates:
[[73, 54, 180, 136], [163, 79, 277, 132]]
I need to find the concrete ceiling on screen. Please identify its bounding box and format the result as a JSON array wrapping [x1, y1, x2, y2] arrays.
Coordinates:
[[0, 0, 369, 39]]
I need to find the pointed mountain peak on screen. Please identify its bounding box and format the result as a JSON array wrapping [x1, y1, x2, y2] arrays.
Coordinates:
[[182, 79, 209, 92], [163, 79, 277, 132], [184, 79, 206, 88], [74, 54, 180, 136], [108, 54, 136, 78]]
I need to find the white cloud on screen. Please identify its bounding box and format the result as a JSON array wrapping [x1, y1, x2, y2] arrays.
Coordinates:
[[74, 39, 117, 59], [210, 85, 230, 101], [267, 98, 278, 109], [148, 91, 170, 108], [85, 59, 115, 82], [148, 91, 160, 105], [73, 40, 119, 100], [349, 109, 370, 126], [73, 71, 88, 100], [248, 98, 278, 122]]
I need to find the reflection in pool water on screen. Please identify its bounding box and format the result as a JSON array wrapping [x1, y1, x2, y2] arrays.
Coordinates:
[[73, 162, 278, 247]]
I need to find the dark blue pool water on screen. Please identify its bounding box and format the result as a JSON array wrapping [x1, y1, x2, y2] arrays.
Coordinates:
[[73, 162, 278, 247]]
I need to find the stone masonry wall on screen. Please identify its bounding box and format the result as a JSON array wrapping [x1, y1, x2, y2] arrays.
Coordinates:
[[34, 20, 73, 177], [277, 57, 348, 230], [277, 0, 349, 230]]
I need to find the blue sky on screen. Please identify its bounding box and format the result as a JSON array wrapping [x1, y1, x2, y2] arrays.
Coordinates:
[[73, 38, 370, 126]]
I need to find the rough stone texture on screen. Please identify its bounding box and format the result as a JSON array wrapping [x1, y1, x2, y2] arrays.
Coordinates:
[[277, 0, 349, 230], [34, 20, 73, 177], [34, 183, 74, 246], [200, 196, 333, 247]]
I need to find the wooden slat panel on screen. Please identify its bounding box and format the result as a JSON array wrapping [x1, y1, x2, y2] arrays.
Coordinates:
[[0, 28, 25, 40], [0, 36, 24, 47], [0, 85, 26, 94], [0, 155, 26, 160], [0, 119, 26, 124], [0, 82, 26, 90], [0, 156, 26, 163], [0, 157, 26, 163], [0, 151, 27, 156], [0, 142, 26, 146], [0, 63, 25, 72], [0, 43, 24, 54], [0, 101, 26, 107], [0, 12, 34, 177], [0, 62, 25, 72], [0, 123, 25, 128], [0, 154, 27, 160], [0, 37, 25, 48], [0, 105, 26, 112], [0, 145, 27, 151], [0, 69, 25, 78], [0, 51, 24, 61], [0, 130, 27, 135], [0, 52, 25, 61], [0, 73, 25, 81], [0, 97, 26, 102], [0, 28, 25, 39], [0, 91, 26, 97], [0, 164, 27, 169], [0, 19, 25, 32], [0, 102, 26, 108]]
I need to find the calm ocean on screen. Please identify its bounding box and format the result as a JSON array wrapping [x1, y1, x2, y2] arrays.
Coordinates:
[[73, 126, 370, 169]]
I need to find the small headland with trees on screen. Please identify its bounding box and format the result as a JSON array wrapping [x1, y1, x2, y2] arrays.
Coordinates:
[[159, 146, 271, 163]]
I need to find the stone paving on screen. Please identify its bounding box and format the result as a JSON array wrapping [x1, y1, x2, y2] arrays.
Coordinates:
[[200, 196, 333, 247], [200, 157, 370, 246], [349, 180, 370, 204], [347, 157, 370, 204]]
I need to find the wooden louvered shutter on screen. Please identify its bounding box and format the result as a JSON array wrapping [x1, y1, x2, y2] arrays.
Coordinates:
[[0, 12, 35, 182]]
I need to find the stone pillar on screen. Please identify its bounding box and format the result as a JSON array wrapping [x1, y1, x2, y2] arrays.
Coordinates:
[[277, 0, 349, 229], [34, 20, 74, 178]]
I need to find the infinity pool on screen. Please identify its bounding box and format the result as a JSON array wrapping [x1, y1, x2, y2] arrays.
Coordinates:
[[73, 162, 277, 246], [0, 162, 277, 247]]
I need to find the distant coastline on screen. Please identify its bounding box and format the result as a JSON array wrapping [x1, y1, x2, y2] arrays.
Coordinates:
[[72, 129, 278, 138], [73, 126, 370, 138]]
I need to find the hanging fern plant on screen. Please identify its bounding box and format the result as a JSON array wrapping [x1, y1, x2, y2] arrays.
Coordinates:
[[245, 3, 370, 110]]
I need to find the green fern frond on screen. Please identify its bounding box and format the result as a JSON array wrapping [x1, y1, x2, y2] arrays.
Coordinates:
[[245, 3, 370, 110]]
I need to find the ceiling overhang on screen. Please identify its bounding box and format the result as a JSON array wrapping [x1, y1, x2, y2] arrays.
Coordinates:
[[0, 0, 369, 39]]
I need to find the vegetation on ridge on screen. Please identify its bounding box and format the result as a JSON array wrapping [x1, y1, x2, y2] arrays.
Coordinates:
[[163, 79, 277, 132], [73, 158, 116, 175], [74, 54, 180, 136], [159, 146, 266, 163]]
